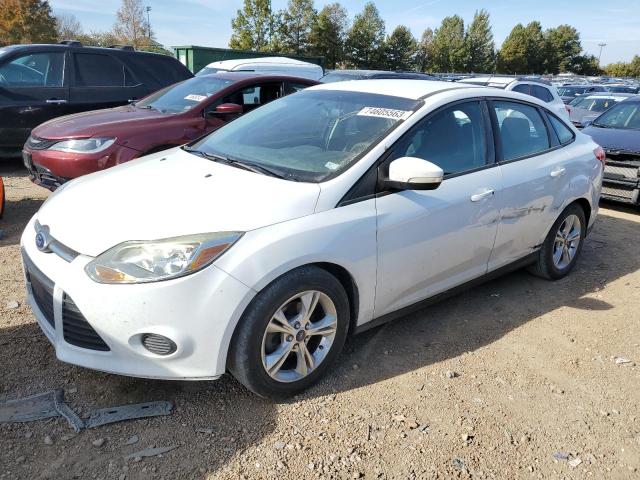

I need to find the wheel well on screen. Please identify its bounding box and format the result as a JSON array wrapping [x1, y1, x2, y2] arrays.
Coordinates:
[[312, 262, 359, 336], [571, 198, 592, 227]]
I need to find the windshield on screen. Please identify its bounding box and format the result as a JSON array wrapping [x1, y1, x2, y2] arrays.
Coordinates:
[[189, 89, 420, 182], [593, 102, 640, 130], [136, 76, 234, 114], [569, 96, 620, 112], [557, 86, 587, 97], [608, 86, 638, 93], [196, 67, 226, 77]]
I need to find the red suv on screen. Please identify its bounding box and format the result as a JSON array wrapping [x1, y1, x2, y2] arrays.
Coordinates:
[[23, 72, 317, 189]]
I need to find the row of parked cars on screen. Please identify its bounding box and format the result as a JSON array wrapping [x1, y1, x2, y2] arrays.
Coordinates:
[[1, 42, 637, 398]]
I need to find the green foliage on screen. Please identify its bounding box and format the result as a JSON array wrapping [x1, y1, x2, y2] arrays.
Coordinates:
[[568, 54, 601, 76], [0, 0, 57, 46], [464, 9, 494, 73], [274, 0, 317, 54], [604, 56, 640, 77], [230, 0, 273, 51], [544, 24, 581, 74], [384, 25, 417, 71], [497, 24, 527, 73], [309, 3, 348, 69], [415, 28, 434, 72], [431, 15, 466, 72], [345, 2, 385, 68]]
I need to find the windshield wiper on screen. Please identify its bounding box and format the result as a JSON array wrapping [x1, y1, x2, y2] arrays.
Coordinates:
[[183, 148, 291, 180]]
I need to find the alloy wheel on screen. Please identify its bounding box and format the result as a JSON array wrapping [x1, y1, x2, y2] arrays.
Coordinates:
[[553, 214, 582, 269]]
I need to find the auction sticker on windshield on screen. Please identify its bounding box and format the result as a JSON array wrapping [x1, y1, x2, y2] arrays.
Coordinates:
[[357, 107, 412, 120], [184, 94, 207, 102]]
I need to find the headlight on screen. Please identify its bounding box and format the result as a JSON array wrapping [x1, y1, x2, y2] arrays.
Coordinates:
[[85, 232, 242, 284], [49, 137, 115, 153]]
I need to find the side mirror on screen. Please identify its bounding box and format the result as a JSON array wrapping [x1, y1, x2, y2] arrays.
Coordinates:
[[384, 157, 444, 191], [208, 103, 243, 117]]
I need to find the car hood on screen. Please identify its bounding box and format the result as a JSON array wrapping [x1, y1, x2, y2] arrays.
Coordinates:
[[35, 149, 321, 257], [32, 105, 173, 140], [569, 107, 598, 124], [582, 125, 640, 153]]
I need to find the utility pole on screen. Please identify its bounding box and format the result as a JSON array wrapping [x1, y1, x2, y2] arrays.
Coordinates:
[[597, 43, 607, 65], [146, 6, 152, 40]]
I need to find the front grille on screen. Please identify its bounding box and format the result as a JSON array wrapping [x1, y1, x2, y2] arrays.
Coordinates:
[[602, 184, 635, 201], [23, 254, 55, 329], [604, 163, 639, 182], [26, 136, 58, 151], [62, 295, 110, 351]]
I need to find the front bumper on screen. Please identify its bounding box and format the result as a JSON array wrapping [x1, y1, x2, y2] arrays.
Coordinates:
[[21, 216, 255, 380], [601, 157, 640, 205]]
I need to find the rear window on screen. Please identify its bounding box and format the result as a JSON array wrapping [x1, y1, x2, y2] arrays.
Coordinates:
[[557, 86, 587, 97], [532, 85, 553, 102], [547, 114, 574, 144]]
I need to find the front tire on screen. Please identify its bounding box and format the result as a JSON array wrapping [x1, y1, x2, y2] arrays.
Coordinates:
[[529, 203, 586, 280], [228, 266, 350, 399]]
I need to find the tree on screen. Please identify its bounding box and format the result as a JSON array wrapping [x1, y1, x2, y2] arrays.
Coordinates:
[[464, 9, 494, 73], [275, 0, 316, 54], [544, 24, 581, 74], [431, 15, 466, 72], [569, 54, 601, 76], [230, 0, 273, 51], [0, 0, 57, 46], [604, 55, 640, 78], [309, 3, 348, 69], [345, 2, 385, 68], [497, 24, 528, 73], [522, 21, 546, 73], [384, 25, 417, 71], [415, 28, 434, 72], [113, 0, 152, 48], [55, 12, 83, 41]]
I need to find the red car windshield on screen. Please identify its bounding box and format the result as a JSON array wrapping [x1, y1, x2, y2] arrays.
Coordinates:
[[136, 76, 235, 114]]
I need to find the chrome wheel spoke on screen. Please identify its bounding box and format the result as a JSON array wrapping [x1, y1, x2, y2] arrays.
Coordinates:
[[306, 315, 338, 337], [552, 214, 581, 269], [300, 291, 320, 321], [295, 343, 315, 376], [267, 309, 296, 335], [264, 341, 295, 375], [567, 231, 580, 243]]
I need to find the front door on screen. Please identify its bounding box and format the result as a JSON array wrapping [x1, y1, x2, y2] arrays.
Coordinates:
[[375, 100, 502, 317]]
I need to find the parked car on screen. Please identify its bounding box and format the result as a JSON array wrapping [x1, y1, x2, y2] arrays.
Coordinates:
[[457, 76, 569, 119], [556, 84, 609, 104], [582, 97, 640, 205], [0, 41, 193, 159], [568, 93, 635, 128], [22, 80, 603, 398], [23, 72, 317, 189], [320, 70, 435, 83], [606, 85, 640, 94], [196, 57, 323, 81]]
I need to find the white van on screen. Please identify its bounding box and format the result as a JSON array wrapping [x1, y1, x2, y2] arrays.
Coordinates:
[[196, 56, 324, 81]]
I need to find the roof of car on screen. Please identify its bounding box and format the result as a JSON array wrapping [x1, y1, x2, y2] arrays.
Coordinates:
[[198, 71, 317, 83], [458, 75, 552, 87], [0, 42, 170, 57], [205, 56, 322, 69], [577, 92, 635, 99], [311, 79, 472, 100]]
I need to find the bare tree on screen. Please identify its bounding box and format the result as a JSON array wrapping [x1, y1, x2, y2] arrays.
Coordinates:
[[113, 0, 151, 48], [55, 12, 83, 41]]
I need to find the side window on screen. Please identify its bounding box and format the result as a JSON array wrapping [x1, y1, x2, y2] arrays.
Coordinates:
[[284, 82, 310, 94], [547, 114, 574, 144], [0, 52, 64, 87], [512, 84, 531, 95], [396, 101, 488, 175], [73, 53, 124, 87], [217, 83, 282, 112], [493, 101, 550, 161], [532, 85, 553, 103]]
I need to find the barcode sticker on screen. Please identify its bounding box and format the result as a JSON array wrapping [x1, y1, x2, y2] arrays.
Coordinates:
[[357, 107, 412, 120], [184, 94, 207, 102]]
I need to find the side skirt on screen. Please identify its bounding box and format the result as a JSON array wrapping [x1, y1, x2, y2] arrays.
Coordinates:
[[354, 252, 539, 335]]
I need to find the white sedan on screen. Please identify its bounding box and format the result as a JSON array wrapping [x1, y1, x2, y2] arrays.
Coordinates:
[[22, 80, 604, 398]]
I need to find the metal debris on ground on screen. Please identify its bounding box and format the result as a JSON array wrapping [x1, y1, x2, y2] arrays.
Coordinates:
[[0, 389, 173, 432], [85, 401, 173, 429], [0, 389, 84, 432], [124, 445, 178, 460], [553, 452, 570, 461]]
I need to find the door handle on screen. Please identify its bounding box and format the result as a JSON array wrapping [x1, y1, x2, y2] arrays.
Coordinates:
[[550, 167, 566, 178], [45, 99, 67, 104], [470, 189, 495, 202]]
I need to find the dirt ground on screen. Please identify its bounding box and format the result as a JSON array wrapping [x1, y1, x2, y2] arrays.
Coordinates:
[[1, 158, 639, 480]]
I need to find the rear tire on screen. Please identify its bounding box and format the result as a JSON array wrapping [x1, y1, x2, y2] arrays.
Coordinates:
[[228, 266, 350, 399], [528, 203, 586, 280]]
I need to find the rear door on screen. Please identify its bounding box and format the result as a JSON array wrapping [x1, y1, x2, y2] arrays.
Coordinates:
[[489, 99, 572, 270], [68, 51, 146, 113], [0, 50, 69, 151]]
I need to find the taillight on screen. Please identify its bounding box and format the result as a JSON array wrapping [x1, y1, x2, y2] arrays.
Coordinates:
[[594, 146, 606, 164], [565, 105, 572, 115]]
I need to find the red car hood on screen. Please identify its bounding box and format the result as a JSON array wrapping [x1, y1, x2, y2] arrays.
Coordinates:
[[32, 105, 173, 140]]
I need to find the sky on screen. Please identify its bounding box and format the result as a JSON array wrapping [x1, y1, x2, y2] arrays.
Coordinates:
[[49, 0, 640, 65]]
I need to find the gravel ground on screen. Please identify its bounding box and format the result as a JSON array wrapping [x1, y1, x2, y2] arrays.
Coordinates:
[[1, 158, 639, 480]]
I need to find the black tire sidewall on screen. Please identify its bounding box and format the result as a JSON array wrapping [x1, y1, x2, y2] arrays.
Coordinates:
[[229, 266, 350, 399]]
